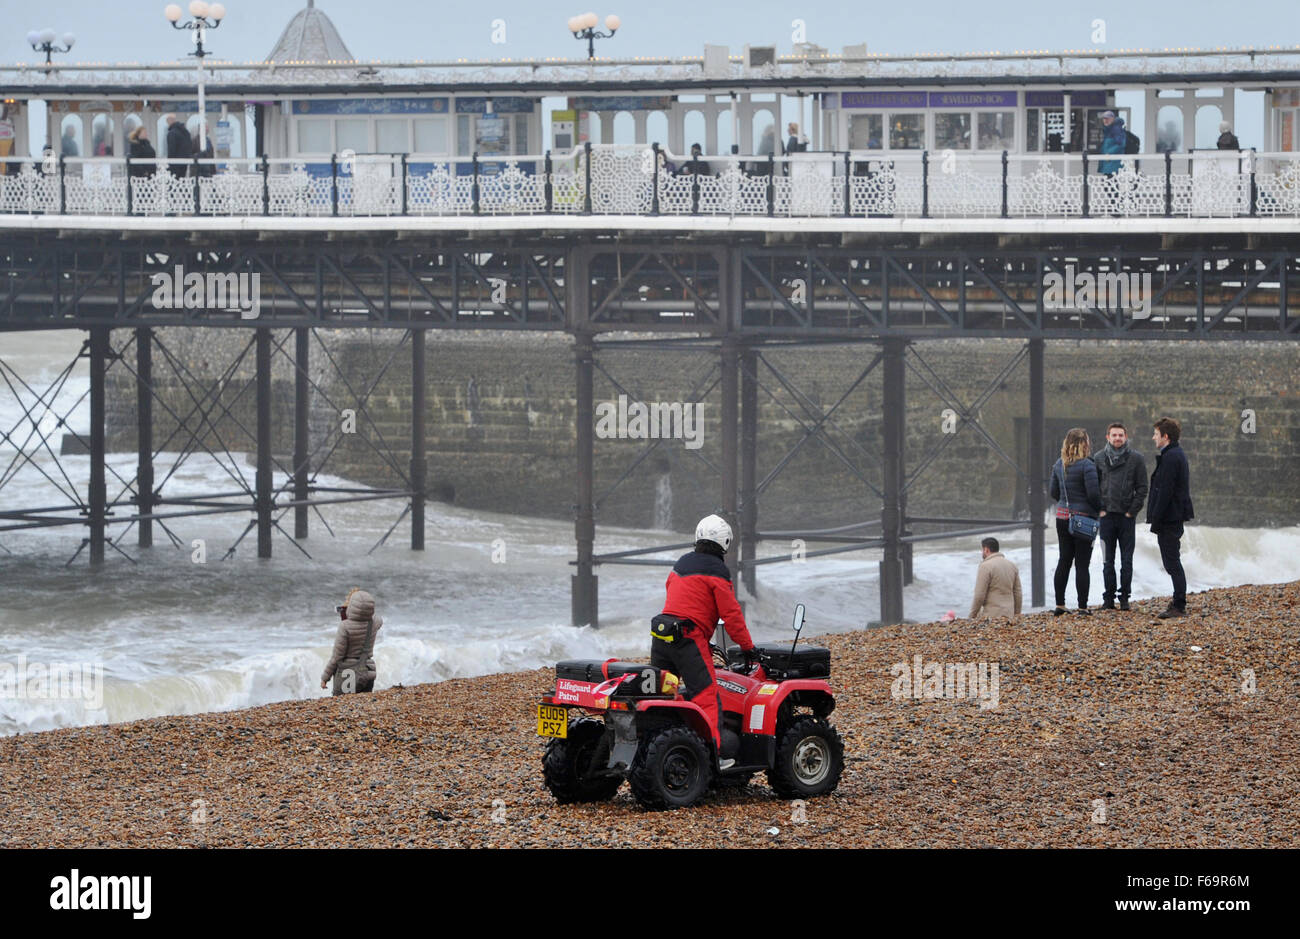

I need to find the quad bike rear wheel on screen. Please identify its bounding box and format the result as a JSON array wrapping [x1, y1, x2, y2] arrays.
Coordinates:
[[629, 724, 713, 809], [542, 718, 623, 804], [767, 716, 845, 799]]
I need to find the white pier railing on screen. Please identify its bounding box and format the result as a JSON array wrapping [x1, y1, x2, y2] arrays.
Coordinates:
[[1, 144, 1297, 220]]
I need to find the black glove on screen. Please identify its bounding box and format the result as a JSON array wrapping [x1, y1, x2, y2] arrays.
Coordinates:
[[743, 647, 761, 666]]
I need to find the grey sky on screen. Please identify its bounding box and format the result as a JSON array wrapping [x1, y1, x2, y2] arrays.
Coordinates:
[[5, 0, 1292, 66]]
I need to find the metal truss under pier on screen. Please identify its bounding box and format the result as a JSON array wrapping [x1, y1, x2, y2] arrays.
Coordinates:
[[1, 225, 1296, 627]]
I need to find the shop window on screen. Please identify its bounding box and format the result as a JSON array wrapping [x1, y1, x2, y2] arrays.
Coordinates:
[[414, 117, 448, 154], [935, 112, 972, 150], [336, 119, 369, 154], [888, 113, 924, 149], [376, 119, 408, 153], [977, 111, 1015, 150], [849, 113, 882, 150], [297, 118, 331, 153]]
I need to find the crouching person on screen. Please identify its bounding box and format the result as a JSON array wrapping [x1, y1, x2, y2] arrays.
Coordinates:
[[321, 588, 383, 695]]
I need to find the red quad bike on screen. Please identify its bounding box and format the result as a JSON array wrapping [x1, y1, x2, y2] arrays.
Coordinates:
[[538, 603, 844, 810]]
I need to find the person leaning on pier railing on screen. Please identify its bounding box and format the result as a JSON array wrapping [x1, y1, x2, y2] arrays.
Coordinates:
[[321, 588, 383, 695], [127, 125, 155, 178], [164, 113, 191, 179]]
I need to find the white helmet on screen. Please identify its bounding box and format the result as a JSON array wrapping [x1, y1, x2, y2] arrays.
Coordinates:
[[695, 514, 733, 552]]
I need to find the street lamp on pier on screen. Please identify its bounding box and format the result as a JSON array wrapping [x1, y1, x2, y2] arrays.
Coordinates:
[[163, 2, 226, 152], [567, 12, 620, 60], [27, 28, 76, 71]]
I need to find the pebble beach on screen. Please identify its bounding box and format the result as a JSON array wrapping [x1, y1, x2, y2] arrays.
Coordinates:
[[2, 581, 1296, 848]]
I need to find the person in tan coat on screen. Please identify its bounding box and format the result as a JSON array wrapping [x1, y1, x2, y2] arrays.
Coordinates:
[[968, 537, 1023, 620], [321, 588, 383, 695]]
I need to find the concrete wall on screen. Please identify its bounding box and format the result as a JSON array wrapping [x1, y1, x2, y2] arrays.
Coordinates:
[[108, 330, 1300, 531]]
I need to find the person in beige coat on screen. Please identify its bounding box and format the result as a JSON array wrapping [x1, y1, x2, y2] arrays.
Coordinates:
[[968, 537, 1023, 620], [321, 588, 383, 695]]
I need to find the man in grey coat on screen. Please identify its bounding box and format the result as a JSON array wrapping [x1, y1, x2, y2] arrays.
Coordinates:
[[321, 589, 383, 695], [1095, 422, 1148, 611]]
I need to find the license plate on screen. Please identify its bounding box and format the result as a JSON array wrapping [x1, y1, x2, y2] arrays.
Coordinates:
[[537, 704, 568, 738]]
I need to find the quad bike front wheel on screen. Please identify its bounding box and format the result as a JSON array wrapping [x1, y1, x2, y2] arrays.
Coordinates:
[[629, 724, 713, 810], [767, 716, 845, 799], [542, 718, 623, 804]]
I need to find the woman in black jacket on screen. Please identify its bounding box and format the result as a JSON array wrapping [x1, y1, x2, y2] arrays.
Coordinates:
[[127, 125, 155, 178], [1049, 427, 1102, 615]]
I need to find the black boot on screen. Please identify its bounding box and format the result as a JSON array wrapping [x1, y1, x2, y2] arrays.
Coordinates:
[[1118, 599, 1130, 611], [1100, 598, 1116, 610], [1156, 603, 1185, 619]]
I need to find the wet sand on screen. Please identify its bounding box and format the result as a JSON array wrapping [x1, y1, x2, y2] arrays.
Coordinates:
[[2, 581, 1296, 847]]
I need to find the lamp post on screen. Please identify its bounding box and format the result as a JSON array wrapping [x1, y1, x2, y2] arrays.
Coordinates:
[[27, 28, 75, 72], [567, 12, 620, 60], [164, 2, 226, 152]]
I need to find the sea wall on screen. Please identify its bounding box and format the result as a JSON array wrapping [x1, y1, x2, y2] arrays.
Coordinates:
[[107, 330, 1300, 530]]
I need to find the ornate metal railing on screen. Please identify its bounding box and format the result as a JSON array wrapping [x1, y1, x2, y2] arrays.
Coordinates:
[[1, 144, 1297, 219]]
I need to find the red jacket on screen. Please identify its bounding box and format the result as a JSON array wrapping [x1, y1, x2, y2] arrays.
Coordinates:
[[662, 550, 755, 652]]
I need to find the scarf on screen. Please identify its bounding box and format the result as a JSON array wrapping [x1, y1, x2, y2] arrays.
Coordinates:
[[1101, 442, 1130, 468]]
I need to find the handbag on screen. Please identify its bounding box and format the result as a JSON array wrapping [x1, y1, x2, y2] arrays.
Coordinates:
[[1056, 462, 1099, 542]]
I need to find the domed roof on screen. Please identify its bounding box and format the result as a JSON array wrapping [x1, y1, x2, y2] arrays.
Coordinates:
[[265, 1, 354, 63]]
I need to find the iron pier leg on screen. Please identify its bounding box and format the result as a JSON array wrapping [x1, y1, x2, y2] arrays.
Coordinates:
[[740, 343, 758, 597], [293, 326, 309, 540], [256, 327, 272, 559], [1029, 337, 1046, 607], [88, 327, 109, 566], [899, 347, 912, 586], [572, 331, 598, 628], [411, 328, 427, 551], [135, 327, 154, 548], [721, 336, 739, 577], [879, 338, 906, 625]]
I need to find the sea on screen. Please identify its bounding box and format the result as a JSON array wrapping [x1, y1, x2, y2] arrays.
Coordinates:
[[2, 330, 1297, 735]]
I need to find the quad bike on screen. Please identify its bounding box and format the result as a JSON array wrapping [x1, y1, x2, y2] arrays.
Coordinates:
[[538, 603, 844, 810]]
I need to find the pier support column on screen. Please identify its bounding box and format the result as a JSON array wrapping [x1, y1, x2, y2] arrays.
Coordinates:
[[293, 327, 309, 540], [740, 343, 758, 597], [572, 331, 598, 628], [256, 327, 272, 559], [411, 328, 426, 551], [88, 327, 109, 566], [1029, 337, 1046, 607], [879, 338, 906, 625], [135, 327, 154, 548], [720, 336, 739, 564]]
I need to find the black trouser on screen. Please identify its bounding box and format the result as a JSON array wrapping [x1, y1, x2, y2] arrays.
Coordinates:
[[649, 631, 722, 747], [1154, 522, 1187, 608], [1054, 517, 1096, 608], [1099, 513, 1136, 602]]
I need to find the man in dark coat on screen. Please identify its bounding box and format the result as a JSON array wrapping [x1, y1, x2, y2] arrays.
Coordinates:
[[164, 114, 192, 179], [1096, 422, 1148, 611], [1146, 416, 1194, 618]]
